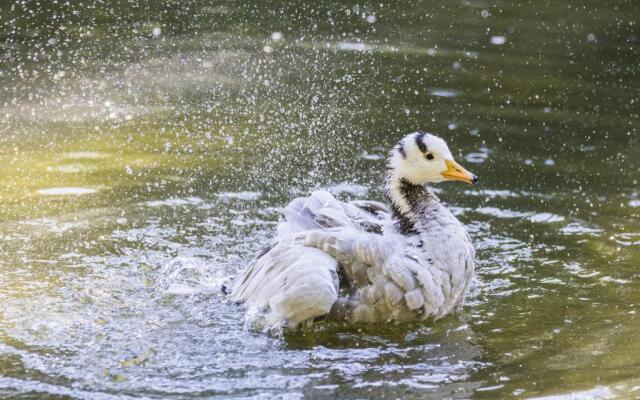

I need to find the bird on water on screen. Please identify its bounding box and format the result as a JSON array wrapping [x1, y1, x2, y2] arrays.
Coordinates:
[[231, 131, 478, 329]]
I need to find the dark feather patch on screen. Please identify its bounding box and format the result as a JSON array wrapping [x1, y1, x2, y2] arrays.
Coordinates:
[[397, 141, 407, 158], [415, 132, 427, 153], [385, 177, 440, 235]]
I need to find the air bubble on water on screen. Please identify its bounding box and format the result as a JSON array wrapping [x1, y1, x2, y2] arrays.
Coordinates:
[[366, 15, 376, 23], [490, 36, 506, 45], [448, 123, 458, 130], [481, 9, 490, 18], [452, 61, 462, 70], [152, 27, 162, 37], [271, 32, 283, 41], [544, 159, 556, 166], [125, 165, 133, 175], [263, 45, 273, 53], [587, 33, 596, 43]]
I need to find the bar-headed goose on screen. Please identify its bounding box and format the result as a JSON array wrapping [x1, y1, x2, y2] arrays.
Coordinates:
[[231, 131, 478, 329]]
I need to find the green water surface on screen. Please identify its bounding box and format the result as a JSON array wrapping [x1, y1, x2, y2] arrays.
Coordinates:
[[1, 0, 639, 398]]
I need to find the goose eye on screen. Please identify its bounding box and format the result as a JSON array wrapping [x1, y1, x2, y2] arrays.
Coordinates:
[[426, 153, 434, 160]]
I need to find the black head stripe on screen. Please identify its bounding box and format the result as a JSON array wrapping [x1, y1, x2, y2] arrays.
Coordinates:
[[415, 132, 427, 153], [397, 141, 407, 159]]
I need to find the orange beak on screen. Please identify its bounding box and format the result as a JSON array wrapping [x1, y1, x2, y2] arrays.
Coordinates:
[[441, 159, 478, 185]]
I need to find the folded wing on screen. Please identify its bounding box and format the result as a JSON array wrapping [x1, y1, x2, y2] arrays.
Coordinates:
[[303, 228, 454, 323], [231, 190, 386, 328]]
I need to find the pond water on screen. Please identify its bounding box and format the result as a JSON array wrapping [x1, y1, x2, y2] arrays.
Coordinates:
[[1, 1, 639, 398]]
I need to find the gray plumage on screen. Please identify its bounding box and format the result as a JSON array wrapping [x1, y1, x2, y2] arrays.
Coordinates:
[[231, 132, 477, 329]]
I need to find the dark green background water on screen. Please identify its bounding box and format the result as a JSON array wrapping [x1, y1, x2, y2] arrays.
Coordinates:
[[1, 1, 639, 398]]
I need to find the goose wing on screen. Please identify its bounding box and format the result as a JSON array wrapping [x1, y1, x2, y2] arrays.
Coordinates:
[[231, 190, 384, 328], [280, 190, 390, 235], [303, 228, 457, 323], [230, 234, 339, 328]]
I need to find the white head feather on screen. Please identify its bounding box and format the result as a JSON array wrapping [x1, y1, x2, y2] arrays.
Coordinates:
[[388, 132, 455, 185], [386, 132, 476, 215]]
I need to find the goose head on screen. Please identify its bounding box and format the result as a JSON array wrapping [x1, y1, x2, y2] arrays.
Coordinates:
[[388, 131, 478, 186]]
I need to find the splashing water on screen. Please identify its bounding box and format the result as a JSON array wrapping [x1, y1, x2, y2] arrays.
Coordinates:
[[0, 1, 639, 399]]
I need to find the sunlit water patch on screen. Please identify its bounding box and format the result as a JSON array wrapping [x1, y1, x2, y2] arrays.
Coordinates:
[[51, 164, 91, 174], [63, 152, 111, 160], [36, 187, 99, 196]]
